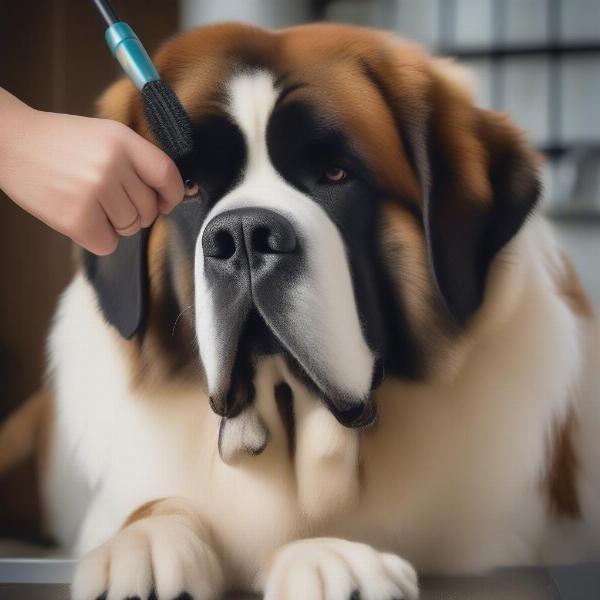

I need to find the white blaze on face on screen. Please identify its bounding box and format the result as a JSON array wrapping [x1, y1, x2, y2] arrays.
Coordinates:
[[194, 70, 375, 406]]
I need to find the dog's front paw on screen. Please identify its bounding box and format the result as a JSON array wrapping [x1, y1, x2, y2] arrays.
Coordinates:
[[262, 538, 418, 600], [71, 515, 223, 600]]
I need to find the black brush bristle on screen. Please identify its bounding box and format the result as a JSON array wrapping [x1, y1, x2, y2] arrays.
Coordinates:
[[141, 80, 194, 164]]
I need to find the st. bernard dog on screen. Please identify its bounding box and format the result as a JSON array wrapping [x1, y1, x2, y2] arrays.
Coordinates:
[[1, 21, 600, 600]]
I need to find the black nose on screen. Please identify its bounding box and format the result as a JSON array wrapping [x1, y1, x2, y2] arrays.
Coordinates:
[[202, 208, 297, 267]]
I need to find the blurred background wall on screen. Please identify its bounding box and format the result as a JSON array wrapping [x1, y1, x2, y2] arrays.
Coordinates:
[[0, 0, 598, 540]]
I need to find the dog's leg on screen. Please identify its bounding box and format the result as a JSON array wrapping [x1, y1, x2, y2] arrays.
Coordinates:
[[258, 538, 419, 600], [72, 497, 224, 600], [291, 381, 361, 521]]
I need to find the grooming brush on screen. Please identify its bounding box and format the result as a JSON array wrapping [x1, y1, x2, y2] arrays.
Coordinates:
[[90, 0, 194, 172]]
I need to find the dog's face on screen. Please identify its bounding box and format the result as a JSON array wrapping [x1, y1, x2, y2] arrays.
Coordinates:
[[85, 23, 540, 436]]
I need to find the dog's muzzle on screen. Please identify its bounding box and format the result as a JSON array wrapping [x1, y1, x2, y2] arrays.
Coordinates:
[[198, 203, 377, 429], [201, 207, 299, 418]]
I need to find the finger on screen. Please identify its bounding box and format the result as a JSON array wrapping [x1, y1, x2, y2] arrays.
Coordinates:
[[99, 184, 141, 237], [113, 212, 141, 237], [123, 171, 159, 228], [123, 130, 185, 212], [157, 195, 175, 215], [71, 203, 119, 256]]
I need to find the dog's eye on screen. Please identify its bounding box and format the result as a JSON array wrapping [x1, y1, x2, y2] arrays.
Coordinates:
[[183, 179, 202, 201], [323, 166, 348, 183]]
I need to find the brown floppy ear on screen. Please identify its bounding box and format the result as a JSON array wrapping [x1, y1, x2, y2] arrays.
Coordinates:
[[409, 64, 541, 324], [82, 79, 150, 340]]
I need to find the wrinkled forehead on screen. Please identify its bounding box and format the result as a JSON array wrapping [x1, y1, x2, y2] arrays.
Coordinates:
[[163, 30, 420, 198]]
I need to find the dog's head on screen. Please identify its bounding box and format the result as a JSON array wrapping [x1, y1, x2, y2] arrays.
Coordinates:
[[85, 23, 540, 434]]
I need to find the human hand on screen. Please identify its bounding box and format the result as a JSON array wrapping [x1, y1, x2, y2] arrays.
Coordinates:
[[0, 90, 184, 255]]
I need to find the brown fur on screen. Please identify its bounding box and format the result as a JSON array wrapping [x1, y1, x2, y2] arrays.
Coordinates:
[[0, 387, 53, 540], [122, 498, 167, 528], [115, 218, 199, 393], [546, 411, 581, 518], [122, 497, 212, 541], [539, 254, 592, 518], [379, 201, 439, 342], [0, 387, 51, 478]]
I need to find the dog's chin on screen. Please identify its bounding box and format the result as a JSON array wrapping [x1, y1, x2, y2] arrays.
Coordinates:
[[204, 307, 378, 430]]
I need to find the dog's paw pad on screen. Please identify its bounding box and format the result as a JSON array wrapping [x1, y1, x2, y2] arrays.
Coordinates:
[[264, 538, 418, 600]]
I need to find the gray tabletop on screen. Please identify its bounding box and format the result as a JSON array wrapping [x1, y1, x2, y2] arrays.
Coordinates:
[[0, 559, 598, 599]]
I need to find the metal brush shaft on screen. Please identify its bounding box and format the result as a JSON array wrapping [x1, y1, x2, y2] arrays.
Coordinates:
[[92, 0, 119, 27]]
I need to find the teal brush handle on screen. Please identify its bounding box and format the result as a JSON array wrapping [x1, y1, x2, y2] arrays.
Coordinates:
[[105, 22, 160, 90]]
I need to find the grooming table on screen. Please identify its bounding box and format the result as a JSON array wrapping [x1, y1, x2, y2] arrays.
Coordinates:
[[0, 559, 598, 599]]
